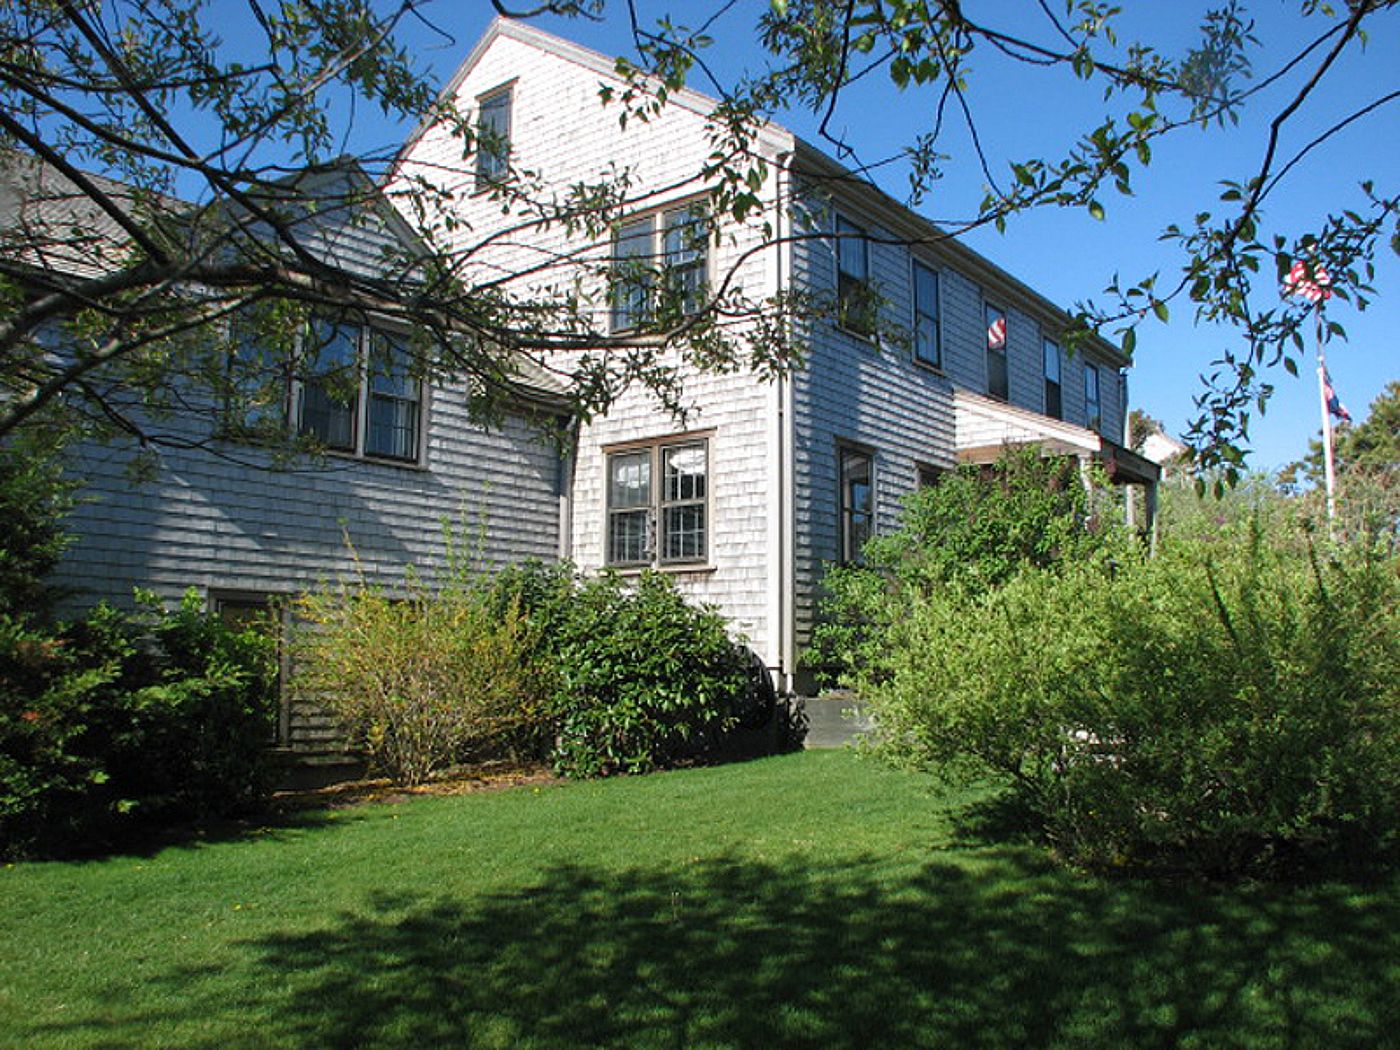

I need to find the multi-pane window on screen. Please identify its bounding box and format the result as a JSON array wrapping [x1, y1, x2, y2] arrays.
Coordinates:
[[839, 447, 873, 564], [474, 87, 512, 188], [223, 321, 291, 436], [986, 303, 1008, 400], [913, 260, 941, 368], [299, 321, 360, 452], [1043, 337, 1063, 420], [293, 321, 423, 463], [611, 204, 709, 332], [835, 215, 873, 337], [606, 438, 709, 566], [366, 331, 421, 461], [1084, 363, 1102, 432]]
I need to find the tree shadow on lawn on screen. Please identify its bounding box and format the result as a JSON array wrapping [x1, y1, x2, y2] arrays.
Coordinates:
[[41, 849, 1399, 1048]]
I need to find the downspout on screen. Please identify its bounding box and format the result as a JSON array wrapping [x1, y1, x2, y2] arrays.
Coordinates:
[[557, 414, 579, 561], [775, 149, 797, 695]]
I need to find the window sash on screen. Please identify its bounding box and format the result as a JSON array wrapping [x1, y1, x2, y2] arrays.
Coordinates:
[[611, 217, 654, 331], [1043, 338, 1062, 420], [986, 304, 1008, 401], [836, 215, 873, 336], [840, 448, 873, 564], [913, 261, 940, 367], [366, 332, 420, 461], [1084, 365, 1102, 431], [662, 206, 707, 318], [475, 89, 511, 186], [299, 321, 360, 452]]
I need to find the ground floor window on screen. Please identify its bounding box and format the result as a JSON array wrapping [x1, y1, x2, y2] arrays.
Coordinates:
[[606, 437, 709, 567], [839, 446, 873, 564]]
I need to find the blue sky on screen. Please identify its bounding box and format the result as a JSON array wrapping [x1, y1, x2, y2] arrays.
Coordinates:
[[342, 2, 1400, 469]]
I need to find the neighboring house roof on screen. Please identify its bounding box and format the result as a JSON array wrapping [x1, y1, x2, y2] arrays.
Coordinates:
[[0, 150, 168, 280], [0, 150, 569, 407], [1140, 430, 1190, 469]]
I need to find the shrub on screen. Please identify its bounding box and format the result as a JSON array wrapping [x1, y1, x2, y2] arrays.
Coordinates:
[[487, 562, 754, 777], [868, 517, 1400, 877], [291, 574, 551, 786], [0, 591, 279, 858], [811, 446, 1131, 683]]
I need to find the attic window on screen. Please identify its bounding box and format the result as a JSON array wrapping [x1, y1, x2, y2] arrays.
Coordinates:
[[475, 87, 512, 188]]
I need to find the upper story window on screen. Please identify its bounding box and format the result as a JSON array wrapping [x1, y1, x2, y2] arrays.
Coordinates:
[[610, 203, 709, 333], [913, 260, 941, 368], [606, 437, 709, 567], [835, 214, 874, 338], [474, 87, 512, 189], [839, 446, 873, 564], [297, 321, 424, 463], [985, 303, 1008, 400], [1043, 337, 1063, 420], [1084, 363, 1102, 432]]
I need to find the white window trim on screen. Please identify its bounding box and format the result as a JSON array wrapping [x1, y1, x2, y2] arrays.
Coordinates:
[[604, 434, 712, 569]]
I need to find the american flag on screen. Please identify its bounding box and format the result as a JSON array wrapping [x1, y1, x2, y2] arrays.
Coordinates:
[[1323, 368, 1352, 423], [1283, 259, 1332, 303], [987, 314, 1006, 350]]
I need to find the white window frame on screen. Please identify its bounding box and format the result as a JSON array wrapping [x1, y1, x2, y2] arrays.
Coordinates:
[[605, 435, 711, 568], [610, 201, 710, 333], [294, 321, 427, 466]]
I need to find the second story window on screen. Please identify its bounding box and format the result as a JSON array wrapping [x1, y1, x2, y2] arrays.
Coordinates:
[[839, 446, 873, 564], [299, 320, 360, 452], [1043, 337, 1062, 420], [1084, 363, 1102, 432], [606, 437, 709, 567], [610, 203, 709, 332], [986, 303, 1008, 400], [913, 260, 941, 368], [295, 321, 423, 463], [474, 87, 512, 188], [835, 215, 873, 338]]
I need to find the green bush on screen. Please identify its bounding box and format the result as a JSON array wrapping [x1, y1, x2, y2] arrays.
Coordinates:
[[488, 562, 753, 777], [0, 591, 279, 858], [868, 518, 1400, 876], [291, 574, 551, 786], [811, 446, 1130, 683]]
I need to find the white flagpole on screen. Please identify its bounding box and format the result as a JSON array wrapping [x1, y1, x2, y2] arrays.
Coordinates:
[[1316, 307, 1338, 529]]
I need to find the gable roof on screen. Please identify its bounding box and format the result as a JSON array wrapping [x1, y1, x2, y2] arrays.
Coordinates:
[[411, 19, 1131, 369]]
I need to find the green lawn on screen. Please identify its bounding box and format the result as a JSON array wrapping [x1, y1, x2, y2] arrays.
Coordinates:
[[1, 750, 1395, 1048]]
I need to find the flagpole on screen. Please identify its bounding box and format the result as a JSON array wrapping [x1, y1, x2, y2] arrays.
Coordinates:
[[1316, 307, 1338, 529]]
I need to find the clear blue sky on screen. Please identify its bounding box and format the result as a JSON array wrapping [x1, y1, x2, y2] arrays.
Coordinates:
[[349, 1, 1399, 470]]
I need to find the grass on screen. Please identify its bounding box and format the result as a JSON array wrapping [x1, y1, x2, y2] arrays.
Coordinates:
[[1, 750, 1396, 1048]]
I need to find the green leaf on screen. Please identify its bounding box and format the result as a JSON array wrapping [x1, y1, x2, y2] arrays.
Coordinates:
[[1088, 200, 1105, 221]]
